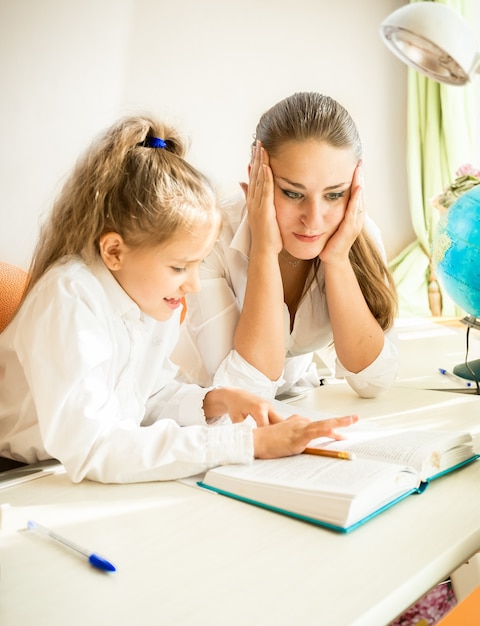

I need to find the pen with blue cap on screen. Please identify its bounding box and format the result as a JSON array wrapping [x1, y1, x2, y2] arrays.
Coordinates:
[[438, 368, 472, 388], [26, 520, 117, 572]]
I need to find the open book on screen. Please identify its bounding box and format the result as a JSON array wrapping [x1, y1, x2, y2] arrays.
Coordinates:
[[198, 425, 479, 533]]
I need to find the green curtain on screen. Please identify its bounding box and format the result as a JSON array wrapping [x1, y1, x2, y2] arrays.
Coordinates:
[[389, 0, 477, 317]]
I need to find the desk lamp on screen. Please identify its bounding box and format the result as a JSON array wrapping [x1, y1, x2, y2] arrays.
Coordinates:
[[380, 1, 480, 85], [380, 1, 480, 386]]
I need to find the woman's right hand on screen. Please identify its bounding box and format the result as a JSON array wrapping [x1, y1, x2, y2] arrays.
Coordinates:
[[233, 143, 287, 380], [241, 142, 283, 256], [253, 414, 359, 459]]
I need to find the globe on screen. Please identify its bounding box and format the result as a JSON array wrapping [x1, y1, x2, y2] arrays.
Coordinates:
[[432, 184, 480, 318]]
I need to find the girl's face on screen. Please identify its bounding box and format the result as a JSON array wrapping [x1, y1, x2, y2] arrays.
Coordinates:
[[269, 140, 358, 259], [101, 222, 219, 321]]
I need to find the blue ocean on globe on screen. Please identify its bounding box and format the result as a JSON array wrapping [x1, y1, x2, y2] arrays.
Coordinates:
[[432, 184, 480, 317]]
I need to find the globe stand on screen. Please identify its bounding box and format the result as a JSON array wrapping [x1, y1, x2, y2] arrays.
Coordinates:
[[452, 316, 480, 382]]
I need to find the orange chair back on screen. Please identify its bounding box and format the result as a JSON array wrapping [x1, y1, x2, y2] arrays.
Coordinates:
[[0, 263, 184, 332], [0, 262, 29, 333]]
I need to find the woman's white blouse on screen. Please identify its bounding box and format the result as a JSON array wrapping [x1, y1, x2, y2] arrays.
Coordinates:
[[0, 258, 254, 483], [173, 192, 399, 399]]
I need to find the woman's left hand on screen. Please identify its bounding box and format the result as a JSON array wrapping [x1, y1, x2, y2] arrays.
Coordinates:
[[319, 161, 365, 265]]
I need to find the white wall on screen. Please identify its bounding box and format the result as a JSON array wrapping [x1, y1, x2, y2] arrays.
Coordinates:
[[0, 0, 411, 269]]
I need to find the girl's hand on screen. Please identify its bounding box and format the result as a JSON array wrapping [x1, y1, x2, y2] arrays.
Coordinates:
[[203, 388, 284, 427], [253, 414, 359, 459], [319, 161, 365, 265], [241, 142, 283, 256]]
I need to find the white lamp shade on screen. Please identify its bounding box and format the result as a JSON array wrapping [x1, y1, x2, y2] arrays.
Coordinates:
[[380, 2, 480, 85]]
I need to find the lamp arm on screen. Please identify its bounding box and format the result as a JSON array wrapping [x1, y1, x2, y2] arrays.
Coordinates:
[[474, 53, 480, 77]]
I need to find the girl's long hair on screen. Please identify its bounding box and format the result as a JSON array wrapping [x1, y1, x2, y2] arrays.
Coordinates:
[[255, 92, 397, 330], [23, 115, 218, 300]]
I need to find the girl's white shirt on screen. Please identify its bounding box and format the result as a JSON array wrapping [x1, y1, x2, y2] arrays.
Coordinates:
[[0, 257, 254, 483], [173, 192, 399, 399]]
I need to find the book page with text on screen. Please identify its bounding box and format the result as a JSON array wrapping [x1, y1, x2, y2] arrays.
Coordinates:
[[308, 428, 473, 480]]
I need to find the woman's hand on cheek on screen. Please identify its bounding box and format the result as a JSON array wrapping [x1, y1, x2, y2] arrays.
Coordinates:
[[245, 143, 283, 256], [319, 162, 365, 265]]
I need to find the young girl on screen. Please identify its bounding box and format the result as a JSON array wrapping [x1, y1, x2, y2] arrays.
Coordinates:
[[0, 115, 357, 483], [174, 93, 399, 399]]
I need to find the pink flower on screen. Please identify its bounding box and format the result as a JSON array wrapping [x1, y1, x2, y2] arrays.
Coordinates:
[[432, 164, 480, 211], [455, 163, 480, 178]]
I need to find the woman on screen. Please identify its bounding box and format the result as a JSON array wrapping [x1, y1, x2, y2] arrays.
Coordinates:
[[174, 92, 399, 399]]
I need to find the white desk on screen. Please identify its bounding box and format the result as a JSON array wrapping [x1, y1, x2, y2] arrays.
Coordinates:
[[1, 319, 480, 625], [0, 382, 479, 626], [394, 317, 480, 390]]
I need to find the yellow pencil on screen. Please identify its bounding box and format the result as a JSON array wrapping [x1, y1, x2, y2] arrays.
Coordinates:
[[303, 447, 355, 461]]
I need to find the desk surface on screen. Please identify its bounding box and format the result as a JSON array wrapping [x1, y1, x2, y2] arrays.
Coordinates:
[[1, 320, 479, 626], [394, 317, 480, 390], [1, 384, 479, 626]]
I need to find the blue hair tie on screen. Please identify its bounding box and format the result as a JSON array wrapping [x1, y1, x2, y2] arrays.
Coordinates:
[[141, 136, 167, 149]]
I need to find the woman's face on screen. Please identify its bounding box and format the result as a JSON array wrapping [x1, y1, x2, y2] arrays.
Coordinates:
[[269, 140, 358, 260]]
